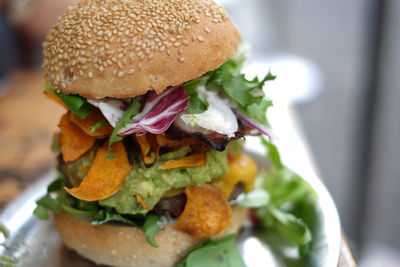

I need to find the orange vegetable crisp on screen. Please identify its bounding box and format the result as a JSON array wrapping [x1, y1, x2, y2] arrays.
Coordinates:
[[59, 113, 95, 162], [65, 141, 131, 201], [174, 184, 232, 237], [69, 109, 113, 137], [159, 153, 206, 170], [135, 134, 160, 165]]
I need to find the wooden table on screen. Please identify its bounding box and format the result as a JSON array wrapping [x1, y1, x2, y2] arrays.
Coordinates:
[[0, 71, 356, 266]]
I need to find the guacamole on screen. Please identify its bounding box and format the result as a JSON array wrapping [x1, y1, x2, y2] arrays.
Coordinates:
[[100, 146, 228, 215]]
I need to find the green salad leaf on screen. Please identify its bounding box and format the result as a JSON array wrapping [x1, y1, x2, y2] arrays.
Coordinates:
[[260, 137, 283, 168], [175, 235, 245, 267], [268, 207, 312, 246], [0, 255, 18, 267], [255, 137, 316, 255], [206, 58, 275, 126], [0, 223, 10, 238], [44, 82, 92, 119], [33, 205, 50, 220], [143, 214, 164, 248], [235, 188, 269, 208], [107, 97, 141, 157], [56, 93, 93, 119], [91, 210, 138, 226], [183, 78, 207, 114]]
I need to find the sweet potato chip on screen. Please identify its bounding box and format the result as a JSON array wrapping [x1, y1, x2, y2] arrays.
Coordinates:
[[135, 135, 150, 155], [159, 153, 206, 170], [70, 109, 113, 137], [59, 113, 96, 162], [65, 141, 131, 201], [134, 134, 160, 165], [174, 184, 231, 237]]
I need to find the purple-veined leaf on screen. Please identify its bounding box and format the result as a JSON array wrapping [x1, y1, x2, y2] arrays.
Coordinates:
[[88, 86, 189, 136]]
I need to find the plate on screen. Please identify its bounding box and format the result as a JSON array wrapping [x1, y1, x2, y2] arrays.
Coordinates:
[[0, 103, 341, 267]]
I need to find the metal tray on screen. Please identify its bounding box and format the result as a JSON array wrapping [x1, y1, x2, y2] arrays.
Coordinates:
[[0, 104, 341, 267]]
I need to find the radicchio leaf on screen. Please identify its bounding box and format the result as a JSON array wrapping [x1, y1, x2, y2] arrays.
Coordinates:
[[88, 86, 189, 136], [120, 86, 189, 135]]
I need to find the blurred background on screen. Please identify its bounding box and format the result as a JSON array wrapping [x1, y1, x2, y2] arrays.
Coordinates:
[[0, 0, 399, 265]]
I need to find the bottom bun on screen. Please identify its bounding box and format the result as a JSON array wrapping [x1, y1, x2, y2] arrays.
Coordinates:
[[54, 206, 247, 267]]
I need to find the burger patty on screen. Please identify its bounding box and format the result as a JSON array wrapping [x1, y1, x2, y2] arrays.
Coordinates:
[[153, 194, 187, 217]]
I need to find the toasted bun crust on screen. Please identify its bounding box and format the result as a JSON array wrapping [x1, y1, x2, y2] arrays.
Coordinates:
[[54, 206, 246, 267], [43, 0, 241, 99]]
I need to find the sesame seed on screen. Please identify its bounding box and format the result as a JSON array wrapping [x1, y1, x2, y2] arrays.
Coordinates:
[[178, 57, 185, 62]]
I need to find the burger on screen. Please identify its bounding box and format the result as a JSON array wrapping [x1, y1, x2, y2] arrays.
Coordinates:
[[34, 0, 279, 266]]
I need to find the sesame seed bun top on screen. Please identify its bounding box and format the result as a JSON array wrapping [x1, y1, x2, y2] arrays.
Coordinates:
[[43, 0, 241, 99]]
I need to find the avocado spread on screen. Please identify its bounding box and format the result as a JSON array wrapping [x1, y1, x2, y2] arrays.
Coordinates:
[[100, 146, 228, 214], [63, 146, 228, 215]]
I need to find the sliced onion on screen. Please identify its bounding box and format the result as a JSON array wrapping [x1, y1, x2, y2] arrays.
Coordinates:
[[87, 98, 129, 127], [235, 110, 272, 140]]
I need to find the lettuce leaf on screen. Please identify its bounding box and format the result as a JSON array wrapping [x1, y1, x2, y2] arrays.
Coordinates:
[[256, 137, 316, 255], [206, 58, 275, 126], [143, 214, 164, 248], [44, 82, 92, 119], [175, 235, 245, 267], [183, 78, 207, 114]]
